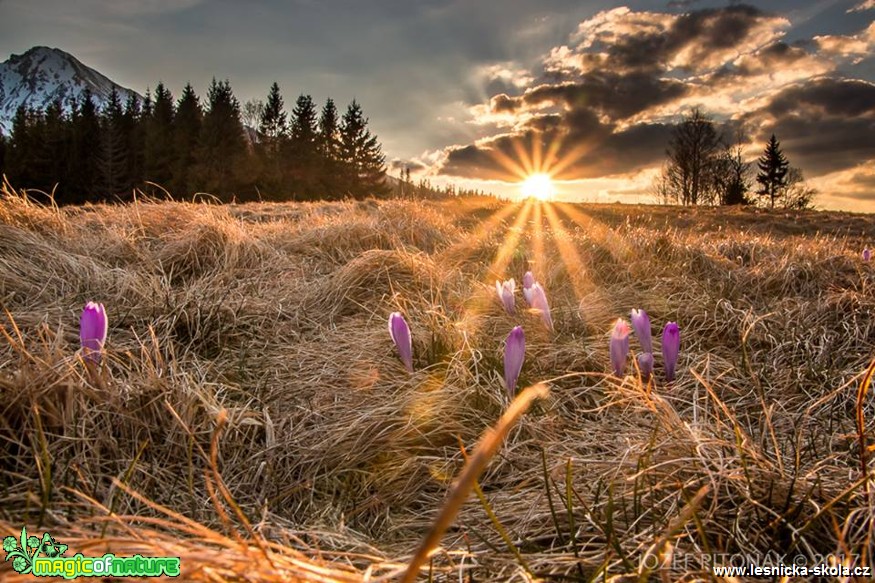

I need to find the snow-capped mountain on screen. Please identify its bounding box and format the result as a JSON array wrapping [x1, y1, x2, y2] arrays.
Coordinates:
[[0, 46, 142, 134]]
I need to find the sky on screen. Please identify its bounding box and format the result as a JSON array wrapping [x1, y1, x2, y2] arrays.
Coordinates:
[[1, 0, 874, 210]]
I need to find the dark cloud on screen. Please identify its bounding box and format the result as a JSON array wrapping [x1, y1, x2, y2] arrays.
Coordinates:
[[569, 4, 775, 75], [764, 77, 875, 118], [389, 158, 427, 173], [440, 110, 671, 181], [750, 78, 875, 175]]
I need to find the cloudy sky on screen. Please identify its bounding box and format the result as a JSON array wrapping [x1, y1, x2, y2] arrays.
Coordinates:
[[1, 0, 874, 209]]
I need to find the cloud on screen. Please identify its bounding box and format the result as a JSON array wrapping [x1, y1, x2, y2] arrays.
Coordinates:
[[815, 22, 875, 64], [748, 78, 875, 175], [848, 1, 875, 13]]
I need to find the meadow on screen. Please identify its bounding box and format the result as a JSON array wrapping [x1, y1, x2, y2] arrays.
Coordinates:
[[2, 184, 875, 581]]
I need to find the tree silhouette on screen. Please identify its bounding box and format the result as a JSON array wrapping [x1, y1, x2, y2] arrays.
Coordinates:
[[72, 89, 101, 200], [144, 82, 175, 190], [662, 108, 722, 205], [288, 94, 320, 197], [172, 83, 202, 196], [339, 100, 387, 198], [257, 82, 287, 196], [97, 88, 129, 197], [193, 78, 247, 199], [756, 134, 789, 208]]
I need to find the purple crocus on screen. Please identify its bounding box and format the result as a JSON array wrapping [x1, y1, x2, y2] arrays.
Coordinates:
[[495, 279, 516, 314], [388, 312, 414, 372], [80, 302, 108, 364], [864, 248, 871, 262], [662, 322, 681, 382], [610, 318, 630, 377], [529, 283, 554, 331], [630, 308, 653, 353], [637, 352, 653, 381], [504, 326, 525, 397], [522, 271, 535, 306]]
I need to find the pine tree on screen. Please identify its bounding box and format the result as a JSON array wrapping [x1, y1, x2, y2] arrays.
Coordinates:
[[123, 94, 144, 192], [71, 89, 101, 201], [339, 100, 387, 198], [257, 82, 287, 197], [259, 82, 287, 154], [287, 94, 319, 198], [172, 83, 202, 196], [98, 88, 129, 197], [316, 98, 341, 197], [755, 134, 789, 209], [40, 98, 69, 198], [194, 78, 247, 199], [144, 82, 175, 190], [6, 105, 36, 190]]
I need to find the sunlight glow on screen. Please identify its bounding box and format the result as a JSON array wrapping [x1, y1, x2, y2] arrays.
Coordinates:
[[520, 173, 556, 201]]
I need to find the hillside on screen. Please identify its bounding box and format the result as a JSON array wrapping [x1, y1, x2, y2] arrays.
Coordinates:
[[2, 189, 875, 580], [0, 46, 141, 134]]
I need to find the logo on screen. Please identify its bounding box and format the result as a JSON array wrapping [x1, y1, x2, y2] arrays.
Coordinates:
[[3, 526, 180, 578]]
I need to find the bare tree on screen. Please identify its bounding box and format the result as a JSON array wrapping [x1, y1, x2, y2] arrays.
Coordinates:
[[712, 130, 751, 205], [241, 98, 265, 129], [660, 108, 723, 205], [780, 167, 817, 210]]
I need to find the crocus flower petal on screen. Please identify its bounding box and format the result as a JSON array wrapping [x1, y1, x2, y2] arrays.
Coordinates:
[[630, 308, 653, 354], [610, 318, 631, 377], [864, 248, 871, 261], [504, 326, 525, 397], [522, 272, 535, 305], [496, 279, 516, 314], [530, 283, 554, 331], [388, 312, 414, 372], [80, 302, 108, 364], [662, 322, 680, 382], [637, 352, 654, 380]]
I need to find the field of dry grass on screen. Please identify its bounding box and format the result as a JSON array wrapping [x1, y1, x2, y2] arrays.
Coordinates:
[[2, 185, 875, 581]]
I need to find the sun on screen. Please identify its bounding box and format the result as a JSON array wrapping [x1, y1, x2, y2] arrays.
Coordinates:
[[520, 173, 556, 201]]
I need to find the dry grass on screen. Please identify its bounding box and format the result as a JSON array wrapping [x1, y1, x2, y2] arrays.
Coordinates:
[[2, 184, 875, 581]]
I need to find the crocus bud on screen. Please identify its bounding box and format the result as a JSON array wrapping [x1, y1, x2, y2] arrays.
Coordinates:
[[610, 319, 631, 377], [522, 271, 535, 305], [630, 308, 653, 353], [388, 312, 413, 372], [864, 248, 871, 262], [529, 283, 554, 331], [80, 302, 108, 364], [495, 279, 516, 314], [504, 326, 525, 397], [662, 322, 680, 381], [637, 352, 653, 381]]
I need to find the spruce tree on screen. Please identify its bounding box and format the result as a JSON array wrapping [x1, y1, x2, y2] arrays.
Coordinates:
[[98, 88, 129, 198], [144, 82, 175, 190], [259, 83, 287, 153], [257, 82, 287, 196], [339, 100, 387, 198], [172, 83, 202, 196], [123, 94, 144, 192], [40, 99, 68, 198], [317, 98, 341, 197], [72, 89, 101, 201], [287, 94, 319, 198], [194, 78, 247, 199], [755, 134, 789, 209]]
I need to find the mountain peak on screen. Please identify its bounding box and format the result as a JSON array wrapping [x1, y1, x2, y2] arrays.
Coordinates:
[[0, 46, 142, 134]]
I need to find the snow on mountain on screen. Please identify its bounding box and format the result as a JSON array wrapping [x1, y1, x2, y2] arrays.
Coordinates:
[[0, 46, 142, 135]]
